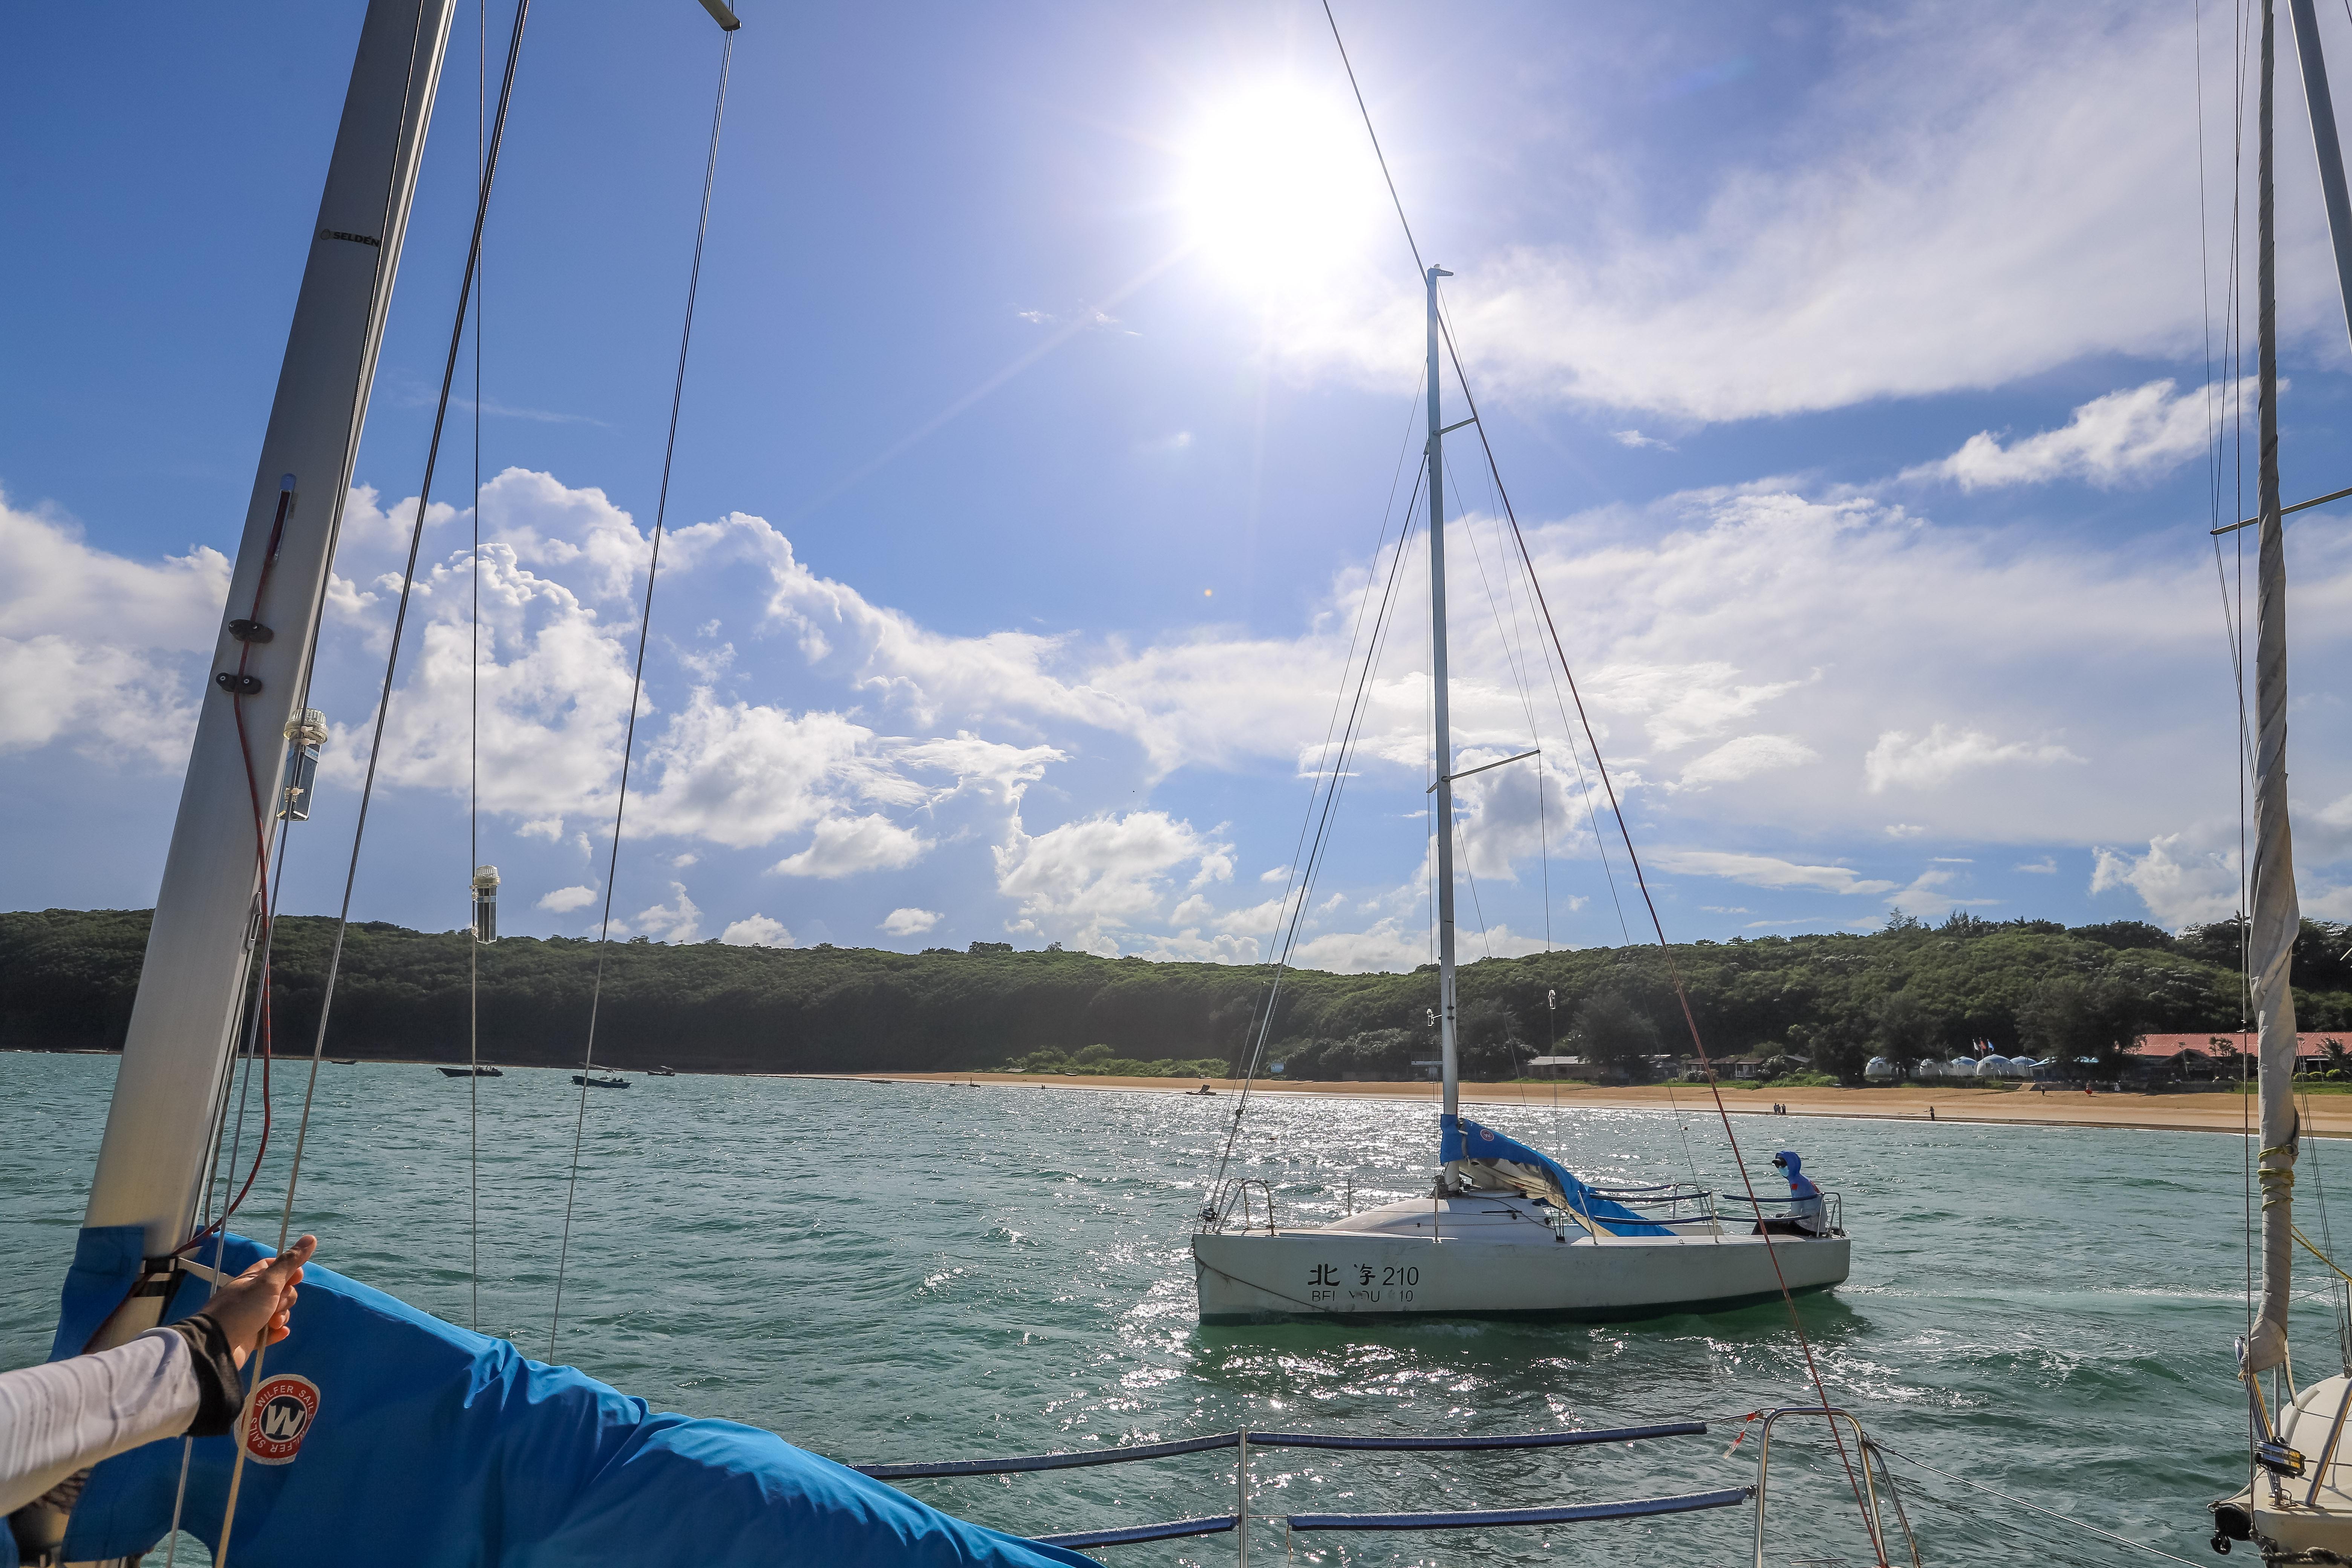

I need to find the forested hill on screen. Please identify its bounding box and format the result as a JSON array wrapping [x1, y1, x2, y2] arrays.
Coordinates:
[[3, 908, 2348, 1078]]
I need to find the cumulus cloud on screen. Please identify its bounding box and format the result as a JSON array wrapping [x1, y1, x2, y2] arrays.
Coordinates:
[[880, 907, 940, 936], [0, 492, 230, 763], [772, 814, 929, 878], [719, 913, 793, 947], [1652, 850, 1897, 896], [1674, 733, 1818, 790], [629, 882, 702, 943], [994, 809, 1233, 951], [537, 885, 598, 913], [1901, 379, 2231, 491], [1864, 724, 2083, 793]]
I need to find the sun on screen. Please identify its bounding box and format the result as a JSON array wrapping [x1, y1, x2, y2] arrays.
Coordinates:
[[1177, 83, 1380, 289]]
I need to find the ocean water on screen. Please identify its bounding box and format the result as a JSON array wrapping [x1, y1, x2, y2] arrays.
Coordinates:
[[0, 1051, 2332, 1567]]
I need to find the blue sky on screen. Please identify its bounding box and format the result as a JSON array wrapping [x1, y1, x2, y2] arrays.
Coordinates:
[[9, 1, 2352, 966]]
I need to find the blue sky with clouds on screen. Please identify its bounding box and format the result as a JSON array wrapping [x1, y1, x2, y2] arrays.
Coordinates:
[[9, 0, 2352, 966]]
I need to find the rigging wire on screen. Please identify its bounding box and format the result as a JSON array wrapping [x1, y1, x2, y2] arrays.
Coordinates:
[[549, 26, 735, 1358], [467, 0, 488, 1339], [1318, 0, 1876, 1534]]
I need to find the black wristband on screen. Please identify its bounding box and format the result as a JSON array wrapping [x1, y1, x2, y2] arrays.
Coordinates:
[[167, 1314, 246, 1437]]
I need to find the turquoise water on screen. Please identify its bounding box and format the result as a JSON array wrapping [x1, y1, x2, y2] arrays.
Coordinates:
[[1, 1052, 2332, 1566]]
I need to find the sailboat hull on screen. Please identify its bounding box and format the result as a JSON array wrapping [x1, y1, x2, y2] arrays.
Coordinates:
[[1193, 1208, 1849, 1325], [2213, 1373, 2352, 1561]]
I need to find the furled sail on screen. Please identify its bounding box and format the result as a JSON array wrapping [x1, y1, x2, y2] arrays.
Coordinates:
[[1439, 1116, 1671, 1237], [33, 1230, 1091, 1568], [2247, 0, 2303, 1377]]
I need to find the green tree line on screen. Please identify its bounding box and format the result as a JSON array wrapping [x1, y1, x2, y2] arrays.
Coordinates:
[[2, 908, 2345, 1079]]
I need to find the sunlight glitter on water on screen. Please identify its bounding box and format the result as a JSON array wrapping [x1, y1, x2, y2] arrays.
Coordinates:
[[0, 1053, 2324, 1565]]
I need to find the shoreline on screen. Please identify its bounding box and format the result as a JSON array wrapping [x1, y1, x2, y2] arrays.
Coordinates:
[[10, 1050, 2331, 1137], [785, 1072, 2349, 1138]]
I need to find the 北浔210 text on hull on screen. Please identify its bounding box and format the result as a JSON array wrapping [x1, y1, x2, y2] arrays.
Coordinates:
[[1192, 1227, 1850, 1326]]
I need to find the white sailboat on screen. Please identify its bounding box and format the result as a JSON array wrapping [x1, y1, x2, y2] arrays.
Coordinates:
[[2209, 1, 2352, 1560], [1191, 264, 1851, 1325]]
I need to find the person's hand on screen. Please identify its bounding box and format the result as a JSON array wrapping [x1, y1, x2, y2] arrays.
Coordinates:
[[207, 1235, 315, 1367]]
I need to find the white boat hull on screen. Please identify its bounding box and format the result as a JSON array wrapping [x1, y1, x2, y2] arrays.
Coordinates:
[[1193, 1197, 1850, 1324], [2214, 1374, 2352, 1561]]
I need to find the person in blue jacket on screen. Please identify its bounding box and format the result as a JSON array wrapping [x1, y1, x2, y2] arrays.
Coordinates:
[[1756, 1151, 1825, 1236]]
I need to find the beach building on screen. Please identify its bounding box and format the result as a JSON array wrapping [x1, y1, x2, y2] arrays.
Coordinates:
[[1526, 1055, 1605, 1081], [2129, 1032, 2346, 1080]]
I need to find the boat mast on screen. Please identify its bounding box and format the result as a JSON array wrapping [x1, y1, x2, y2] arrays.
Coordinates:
[[1426, 264, 1459, 1128], [78, 0, 457, 1332], [2249, 0, 2303, 1380]]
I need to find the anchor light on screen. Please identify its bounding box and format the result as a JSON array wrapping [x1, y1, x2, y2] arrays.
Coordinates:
[[472, 865, 501, 944]]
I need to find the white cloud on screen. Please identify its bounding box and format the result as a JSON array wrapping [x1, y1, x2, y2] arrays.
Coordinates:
[[772, 814, 929, 879], [1251, 8, 2327, 423], [880, 907, 940, 936], [719, 913, 793, 947], [1652, 850, 1897, 896], [1901, 379, 2232, 491], [1611, 430, 1675, 451], [994, 809, 1233, 951], [1864, 724, 2084, 793], [537, 884, 598, 913], [630, 882, 702, 943], [0, 492, 230, 763], [2016, 856, 2058, 874], [2091, 832, 2241, 929], [1674, 733, 1818, 790], [1885, 824, 1926, 839]]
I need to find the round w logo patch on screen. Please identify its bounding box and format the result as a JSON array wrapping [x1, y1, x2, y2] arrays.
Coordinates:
[[242, 1372, 321, 1465]]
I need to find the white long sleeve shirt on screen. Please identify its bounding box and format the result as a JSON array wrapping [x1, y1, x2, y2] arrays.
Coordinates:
[[0, 1329, 202, 1516]]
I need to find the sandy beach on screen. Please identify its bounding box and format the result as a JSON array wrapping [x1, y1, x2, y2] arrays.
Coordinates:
[[794, 1072, 2352, 1137]]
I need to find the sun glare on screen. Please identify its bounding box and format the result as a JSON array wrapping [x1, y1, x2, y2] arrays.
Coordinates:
[[1178, 84, 1378, 289]]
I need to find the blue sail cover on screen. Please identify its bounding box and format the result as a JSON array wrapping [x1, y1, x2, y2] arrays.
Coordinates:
[[28, 1227, 1094, 1568], [1439, 1115, 1670, 1236]]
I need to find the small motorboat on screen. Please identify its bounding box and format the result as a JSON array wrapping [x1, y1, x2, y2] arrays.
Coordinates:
[[573, 1072, 629, 1089], [438, 1064, 504, 1078], [332, 1058, 357, 1066], [647, 1065, 678, 1077]]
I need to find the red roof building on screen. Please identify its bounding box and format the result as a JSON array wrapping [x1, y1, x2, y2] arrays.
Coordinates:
[[2132, 1032, 2347, 1063]]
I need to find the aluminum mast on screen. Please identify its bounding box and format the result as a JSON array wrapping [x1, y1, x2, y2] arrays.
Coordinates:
[[1426, 264, 1459, 1128], [78, 0, 457, 1322]]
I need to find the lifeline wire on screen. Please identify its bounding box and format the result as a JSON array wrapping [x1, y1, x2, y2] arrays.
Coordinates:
[[1319, 0, 1876, 1537], [549, 26, 735, 1358], [215, 2, 532, 1558]]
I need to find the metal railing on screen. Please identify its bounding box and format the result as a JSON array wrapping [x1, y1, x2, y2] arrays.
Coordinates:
[[1749, 1406, 1920, 1568], [854, 1419, 1746, 1558]]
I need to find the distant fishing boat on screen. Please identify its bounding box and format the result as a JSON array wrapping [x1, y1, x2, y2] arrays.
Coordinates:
[[439, 1064, 502, 1078], [573, 1071, 629, 1089], [1191, 266, 1849, 1325], [332, 1058, 357, 1066], [647, 1065, 677, 1076]]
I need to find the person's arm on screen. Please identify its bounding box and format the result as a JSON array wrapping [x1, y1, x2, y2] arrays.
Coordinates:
[[0, 1236, 312, 1517], [0, 1329, 208, 1516]]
